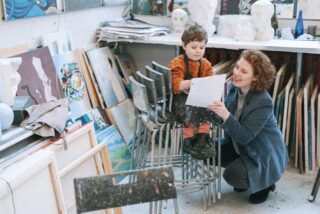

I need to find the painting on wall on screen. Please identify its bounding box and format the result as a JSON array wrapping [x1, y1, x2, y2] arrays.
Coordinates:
[[64, 0, 102, 12], [3, 0, 62, 20], [296, 0, 320, 20], [275, 0, 295, 19], [12, 47, 64, 105], [133, 0, 168, 16], [220, 0, 258, 15]]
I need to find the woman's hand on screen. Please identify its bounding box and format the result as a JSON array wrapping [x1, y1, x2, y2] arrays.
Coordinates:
[[208, 101, 230, 122], [179, 80, 192, 91]]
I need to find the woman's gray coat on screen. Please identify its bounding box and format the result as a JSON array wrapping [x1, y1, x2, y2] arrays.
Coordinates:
[[221, 84, 288, 193]]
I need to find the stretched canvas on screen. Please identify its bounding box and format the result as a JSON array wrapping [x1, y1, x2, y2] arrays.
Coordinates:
[[310, 86, 318, 171], [75, 108, 109, 134], [12, 46, 64, 105], [107, 99, 137, 146], [115, 54, 137, 89], [86, 47, 127, 108], [97, 125, 132, 183], [296, 0, 320, 20], [3, 0, 62, 20], [52, 51, 91, 119], [64, 0, 101, 11], [275, 0, 294, 18]]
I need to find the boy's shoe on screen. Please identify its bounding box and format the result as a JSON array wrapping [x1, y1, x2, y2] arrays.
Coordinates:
[[190, 133, 216, 160], [182, 137, 196, 155]]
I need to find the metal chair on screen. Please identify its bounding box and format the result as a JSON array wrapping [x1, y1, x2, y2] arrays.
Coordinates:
[[74, 166, 179, 214], [309, 167, 320, 202]]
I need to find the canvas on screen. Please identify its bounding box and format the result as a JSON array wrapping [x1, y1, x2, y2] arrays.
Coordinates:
[[296, 0, 320, 20], [64, 0, 101, 12], [115, 54, 137, 90], [107, 99, 137, 146], [310, 86, 318, 171], [220, 0, 257, 15], [296, 87, 303, 172], [96, 125, 132, 183], [75, 108, 109, 134], [3, 0, 62, 20], [86, 47, 127, 108], [282, 73, 294, 135], [12, 46, 64, 105], [275, 0, 294, 18], [133, 0, 168, 16], [52, 51, 92, 119]]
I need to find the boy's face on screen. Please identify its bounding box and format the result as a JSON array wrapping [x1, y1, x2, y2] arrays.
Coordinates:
[[182, 40, 206, 61]]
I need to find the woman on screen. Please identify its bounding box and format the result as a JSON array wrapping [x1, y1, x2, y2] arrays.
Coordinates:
[[208, 50, 288, 204]]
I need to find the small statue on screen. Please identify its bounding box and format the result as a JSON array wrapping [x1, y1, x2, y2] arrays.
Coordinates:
[[251, 0, 274, 41], [171, 8, 188, 35], [234, 16, 256, 42], [188, 0, 218, 37], [0, 58, 22, 106]]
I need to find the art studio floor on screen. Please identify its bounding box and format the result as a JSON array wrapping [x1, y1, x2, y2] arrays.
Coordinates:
[[122, 165, 320, 214]]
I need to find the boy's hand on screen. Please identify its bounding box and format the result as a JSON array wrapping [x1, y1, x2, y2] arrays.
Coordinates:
[[179, 80, 192, 91], [208, 101, 230, 122]]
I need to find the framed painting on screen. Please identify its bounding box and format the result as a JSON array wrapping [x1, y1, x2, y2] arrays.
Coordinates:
[[12, 46, 64, 105], [133, 0, 168, 16], [64, 0, 102, 12], [275, 0, 295, 19], [220, 0, 258, 15], [3, 0, 62, 20], [115, 54, 137, 89]]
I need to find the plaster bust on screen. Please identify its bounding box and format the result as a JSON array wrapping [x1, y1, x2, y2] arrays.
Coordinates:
[[251, 0, 274, 41], [171, 8, 188, 35], [234, 16, 256, 42], [188, 0, 218, 37]]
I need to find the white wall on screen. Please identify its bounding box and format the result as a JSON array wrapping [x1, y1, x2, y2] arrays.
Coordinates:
[[0, 6, 125, 50]]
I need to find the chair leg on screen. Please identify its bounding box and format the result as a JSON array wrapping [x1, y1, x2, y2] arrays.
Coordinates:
[[309, 167, 320, 202]]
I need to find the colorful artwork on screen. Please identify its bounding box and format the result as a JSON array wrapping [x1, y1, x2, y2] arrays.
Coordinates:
[[133, 0, 168, 16], [97, 125, 132, 183], [75, 108, 109, 133], [52, 51, 92, 119], [12, 47, 64, 105], [64, 0, 101, 12], [4, 0, 62, 20]]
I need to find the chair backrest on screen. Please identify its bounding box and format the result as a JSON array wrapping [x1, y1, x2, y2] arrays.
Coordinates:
[[74, 166, 177, 213], [151, 61, 173, 112], [145, 65, 167, 115], [129, 75, 149, 114]]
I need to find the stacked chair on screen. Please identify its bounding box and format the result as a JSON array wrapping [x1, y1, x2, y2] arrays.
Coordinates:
[[129, 61, 222, 211]]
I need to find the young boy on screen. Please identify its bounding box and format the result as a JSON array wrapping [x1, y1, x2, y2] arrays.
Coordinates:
[[168, 23, 216, 159]]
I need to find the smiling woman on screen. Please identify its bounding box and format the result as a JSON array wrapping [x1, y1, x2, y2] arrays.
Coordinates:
[[208, 49, 288, 204]]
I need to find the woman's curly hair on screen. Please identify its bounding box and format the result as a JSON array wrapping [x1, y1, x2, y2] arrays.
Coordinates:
[[240, 50, 276, 92]]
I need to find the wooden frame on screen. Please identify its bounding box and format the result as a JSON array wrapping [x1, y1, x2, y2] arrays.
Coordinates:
[[0, 149, 66, 213]]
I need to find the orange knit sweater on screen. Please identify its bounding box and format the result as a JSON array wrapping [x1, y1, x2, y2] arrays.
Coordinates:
[[168, 55, 213, 94]]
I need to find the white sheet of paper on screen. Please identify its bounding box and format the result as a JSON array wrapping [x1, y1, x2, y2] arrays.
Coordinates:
[[186, 74, 226, 108]]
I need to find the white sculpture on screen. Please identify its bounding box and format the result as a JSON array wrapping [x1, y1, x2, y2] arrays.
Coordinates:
[[0, 102, 14, 136], [188, 0, 218, 37], [0, 58, 22, 106], [171, 8, 188, 35], [234, 16, 256, 42], [251, 0, 274, 41], [217, 15, 250, 38]]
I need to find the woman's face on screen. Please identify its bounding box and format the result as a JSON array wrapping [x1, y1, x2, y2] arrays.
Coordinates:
[[233, 57, 256, 94]]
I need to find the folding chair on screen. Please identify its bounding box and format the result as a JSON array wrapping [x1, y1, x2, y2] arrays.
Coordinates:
[[74, 166, 179, 214]]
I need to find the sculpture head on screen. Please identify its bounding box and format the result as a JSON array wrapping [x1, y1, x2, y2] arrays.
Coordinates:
[[251, 0, 273, 29], [172, 8, 188, 34]]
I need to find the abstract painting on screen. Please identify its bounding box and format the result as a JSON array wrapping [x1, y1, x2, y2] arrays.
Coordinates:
[[220, 0, 257, 15], [64, 0, 101, 11], [275, 0, 295, 18], [12, 46, 64, 105], [52, 51, 92, 119], [3, 0, 62, 20], [296, 0, 320, 20], [133, 0, 168, 16]]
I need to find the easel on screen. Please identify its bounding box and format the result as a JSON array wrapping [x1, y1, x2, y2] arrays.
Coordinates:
[[309, 167, 320, 202]]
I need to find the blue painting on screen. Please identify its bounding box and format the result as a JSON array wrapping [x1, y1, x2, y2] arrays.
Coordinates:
[[97, 125, 132, 183], [4, 0, 62, 20]]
